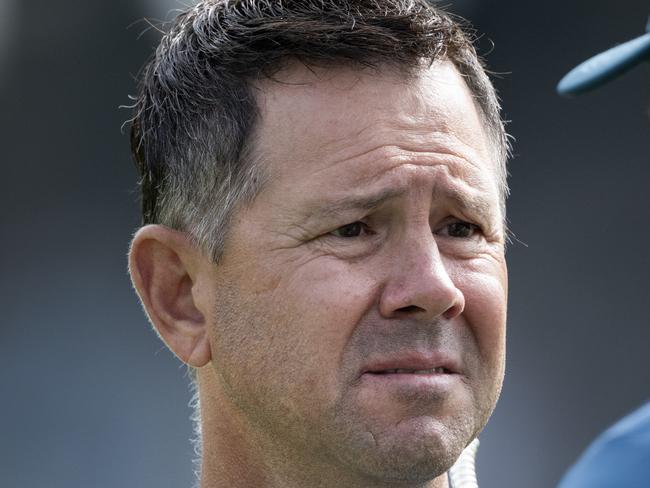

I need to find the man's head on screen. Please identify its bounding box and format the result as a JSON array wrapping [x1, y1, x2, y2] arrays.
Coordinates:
[[128, 1, 509, 486]]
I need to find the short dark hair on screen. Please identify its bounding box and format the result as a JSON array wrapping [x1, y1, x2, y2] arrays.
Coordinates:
[[130, 0, 509, 262]]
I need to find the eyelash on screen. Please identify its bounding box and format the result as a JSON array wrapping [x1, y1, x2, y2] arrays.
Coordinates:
[[327, 220, 482, 239], [439, 221, 482, 239], [329, 221, 373, 238]]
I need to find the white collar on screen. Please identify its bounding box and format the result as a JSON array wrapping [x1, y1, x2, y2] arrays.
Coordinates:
[[448, 438, 480, 488]]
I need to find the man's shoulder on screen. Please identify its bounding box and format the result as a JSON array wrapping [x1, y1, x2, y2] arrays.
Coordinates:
[[558, 401, 650, 488]]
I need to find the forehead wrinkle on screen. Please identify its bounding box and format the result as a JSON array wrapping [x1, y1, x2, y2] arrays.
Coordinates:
[[310, 116, 492, 184], [289, 77, 487, 168], [304, 143, 489, 200], [290, 141, 497, 214]]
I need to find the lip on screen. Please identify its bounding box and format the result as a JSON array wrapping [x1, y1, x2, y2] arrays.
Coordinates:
[[357, 352, 463, 396], [361, 352, 462, 377]]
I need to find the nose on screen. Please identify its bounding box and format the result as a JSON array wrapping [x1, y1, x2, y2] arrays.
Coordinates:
[[378, 232, 465, 321]]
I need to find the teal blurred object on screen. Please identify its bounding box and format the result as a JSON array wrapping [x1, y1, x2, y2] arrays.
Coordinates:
[[557, 17, 650, 96]]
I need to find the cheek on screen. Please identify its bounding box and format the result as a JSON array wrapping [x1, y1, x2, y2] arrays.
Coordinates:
[[452, 260, 507, 364], [224, 256, 379, 403], [280, 258, 379, 356]]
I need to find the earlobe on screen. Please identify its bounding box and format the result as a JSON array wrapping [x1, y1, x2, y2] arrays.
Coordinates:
[[128, 225, 212, 368]]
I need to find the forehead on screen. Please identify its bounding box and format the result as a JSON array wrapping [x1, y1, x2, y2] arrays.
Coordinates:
[[251, 60, 498, 208]]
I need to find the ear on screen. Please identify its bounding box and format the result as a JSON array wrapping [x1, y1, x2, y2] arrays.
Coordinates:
[[128, 225, 212, 368]]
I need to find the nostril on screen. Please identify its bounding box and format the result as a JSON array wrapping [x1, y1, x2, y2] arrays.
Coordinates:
[[395, 305, 424, 314], [443, 301, 464, 320]]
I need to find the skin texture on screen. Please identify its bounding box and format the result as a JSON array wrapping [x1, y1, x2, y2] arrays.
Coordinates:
[[129, 60, 508, 488]]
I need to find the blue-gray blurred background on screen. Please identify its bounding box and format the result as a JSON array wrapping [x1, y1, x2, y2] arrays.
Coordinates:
[[1, 1, 649, 487]]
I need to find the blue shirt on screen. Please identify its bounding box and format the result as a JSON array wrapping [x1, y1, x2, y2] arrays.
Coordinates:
[[558, 402, 650, 488]]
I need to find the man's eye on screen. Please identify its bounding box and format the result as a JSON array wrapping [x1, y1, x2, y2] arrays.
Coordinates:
[[445, 221, 480, 238], [330, 222, 367, 238]]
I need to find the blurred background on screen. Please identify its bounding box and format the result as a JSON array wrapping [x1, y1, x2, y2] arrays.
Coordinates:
[[1, 1, 648, 487]]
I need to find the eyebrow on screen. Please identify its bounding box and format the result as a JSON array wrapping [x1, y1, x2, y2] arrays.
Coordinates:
[[301, 184, 498, 226], [301, 187, 406, 224], [444, 186, 497, 220]]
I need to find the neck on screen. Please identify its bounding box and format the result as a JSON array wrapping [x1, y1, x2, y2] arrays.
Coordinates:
[[197, 367, 449, 488]]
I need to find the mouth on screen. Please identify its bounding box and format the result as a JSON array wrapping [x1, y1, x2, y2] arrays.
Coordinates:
[[367, 367, 454, 375], [357, 354, 463, 399], [362, 354, 461, 377], [359, 362, 460, 395]]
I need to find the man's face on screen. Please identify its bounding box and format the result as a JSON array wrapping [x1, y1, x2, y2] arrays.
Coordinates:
[[204, 61, 507, 484]]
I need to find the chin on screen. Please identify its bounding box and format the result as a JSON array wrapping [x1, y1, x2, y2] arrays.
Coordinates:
[[331, 414, 471, 484]]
